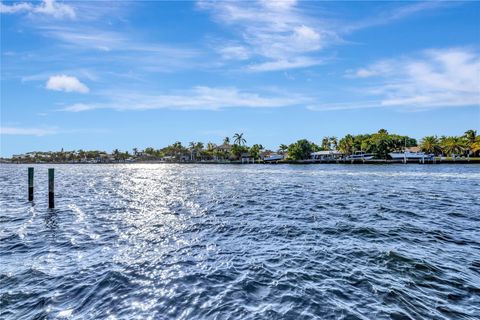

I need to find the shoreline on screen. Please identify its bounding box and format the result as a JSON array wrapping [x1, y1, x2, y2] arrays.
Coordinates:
[[3, 159, 480, 165]]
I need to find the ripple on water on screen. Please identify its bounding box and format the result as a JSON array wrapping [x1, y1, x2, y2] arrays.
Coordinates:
[[1, 163, 479, 319]]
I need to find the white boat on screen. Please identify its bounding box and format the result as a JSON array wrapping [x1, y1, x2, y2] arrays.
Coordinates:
[[264, 154, 284, 162], [346, 151, 375, 160], [389, 151, 433, 160]]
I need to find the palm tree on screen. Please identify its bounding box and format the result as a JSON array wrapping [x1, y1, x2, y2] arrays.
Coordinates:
[[464, 130, 477, 155], [132, 148, 138, 156], [329, 136, 338, 150], [189, 142, 195, 160], [420, 136, 440, 155], [233, 133, 246, 146], [464, 130, 477, 143], [113, 149, 120, 161], [440, 136, 465, 156], [321, 137, 330, 150], [338, 134, 354, 155], [471, 136, 480, 156], [278, 144, 288, 154], [223, 137, 230, 145]]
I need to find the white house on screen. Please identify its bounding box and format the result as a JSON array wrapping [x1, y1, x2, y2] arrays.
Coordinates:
[[311, 150, 343, 160]]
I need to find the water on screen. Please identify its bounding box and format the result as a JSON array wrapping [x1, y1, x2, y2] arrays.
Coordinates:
[[1, 164, 479, 319]]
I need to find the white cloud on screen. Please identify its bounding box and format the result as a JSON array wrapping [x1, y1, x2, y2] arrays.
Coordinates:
[[198, 0, 447, 72], [219, 46, 251, 60], [62, 86, 310, 112], [35, 0, 75, 19], [259, 0, 297, 11], [344, 2, 455, 33], [198, 0, 331, 71], [46, 75, 89, 93], [0, 0, 75, 19], [0, 126, 57, 136], [341, 48, 480, 110], [0, 2, 32, 13], [248, 57, 323, 72]]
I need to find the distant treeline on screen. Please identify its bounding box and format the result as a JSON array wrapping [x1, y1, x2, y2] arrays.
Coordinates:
[[7, 129, 480, 162]]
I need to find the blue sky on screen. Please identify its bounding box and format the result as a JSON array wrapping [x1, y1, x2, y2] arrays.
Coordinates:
[[1, 0, 479, 156]]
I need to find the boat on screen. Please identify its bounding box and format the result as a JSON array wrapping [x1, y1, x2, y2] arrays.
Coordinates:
[[263, 154, 284, 162], [346, 151, 375, 160], [389, 151, 433, 160]]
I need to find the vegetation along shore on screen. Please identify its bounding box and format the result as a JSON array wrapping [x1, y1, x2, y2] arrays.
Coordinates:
[[4, 129, 480, 164]]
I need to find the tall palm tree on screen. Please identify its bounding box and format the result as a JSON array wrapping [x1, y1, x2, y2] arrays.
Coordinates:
[[233, 133, 246, 146], [440, 136, 465, 156], [321, 137, 330, 150], [189, 142, 195, 160], [464, 130, 477, 154], [113, 149, 120, 161], [329, 136, 338, 150], [420, 136, 440, 155], [278, 144, 288, 154], [207, 142, 215, 151], [338, 134, 354, 155], [464, 130, 477, 143], [471, 136, 480, 156]]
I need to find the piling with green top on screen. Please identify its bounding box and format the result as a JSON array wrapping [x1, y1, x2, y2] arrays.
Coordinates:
[[28, 167, 34, 201], [48, 168, 54, 208]]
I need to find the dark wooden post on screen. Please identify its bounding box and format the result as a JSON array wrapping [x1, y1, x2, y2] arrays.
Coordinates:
[[48, 168, 54, 208], [28, 167, 34, 201]]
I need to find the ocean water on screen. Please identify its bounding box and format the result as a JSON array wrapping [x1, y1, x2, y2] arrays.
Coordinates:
[[0, 164, 479, 319]]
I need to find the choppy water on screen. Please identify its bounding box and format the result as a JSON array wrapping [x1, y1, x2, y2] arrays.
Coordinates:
[[1, 164, 479, 319]]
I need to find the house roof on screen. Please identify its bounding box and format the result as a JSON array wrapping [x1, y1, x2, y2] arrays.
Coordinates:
[[215, 144, 231, 150]]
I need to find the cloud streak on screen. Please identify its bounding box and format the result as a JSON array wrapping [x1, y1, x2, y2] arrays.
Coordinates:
[[325, 47, 480, 111], [0, 0, 75, 19], [0, 126, 58, 136], [199, 0, 451, 72], [198, 0, 333, 72], [62, 86, 310, 112]]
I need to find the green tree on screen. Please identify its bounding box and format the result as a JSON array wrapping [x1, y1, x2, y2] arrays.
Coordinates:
[[338, 134, 355, 155], [249, 144, 263, 160], [420, 136, 440, 155], [113, 149, 120, 161], [278, 144, 288, 154], [223, 137, 230, 145], [230, 144, 248, 160], [464, 130, 477, 155], [321, 137, 330, 150], [330, 136, 338, 150], [233, 133, 246, 146], [288, 139, 315, 160], [470, 136, 480, 156], [144, 147, 155, 155], [440, 136, 465, 156], [366, 130, 394, 159]]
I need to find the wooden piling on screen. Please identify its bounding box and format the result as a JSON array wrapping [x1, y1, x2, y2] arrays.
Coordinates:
[[48, 168, 54, 208], [28, 167, 34, 201]]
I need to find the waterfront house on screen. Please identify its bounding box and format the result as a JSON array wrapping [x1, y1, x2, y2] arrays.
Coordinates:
[[311, 150, 344, 161], [241, 152, 253, 163]]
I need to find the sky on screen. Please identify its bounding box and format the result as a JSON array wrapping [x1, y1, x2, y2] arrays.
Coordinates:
[[1, 0, 479, 156]]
